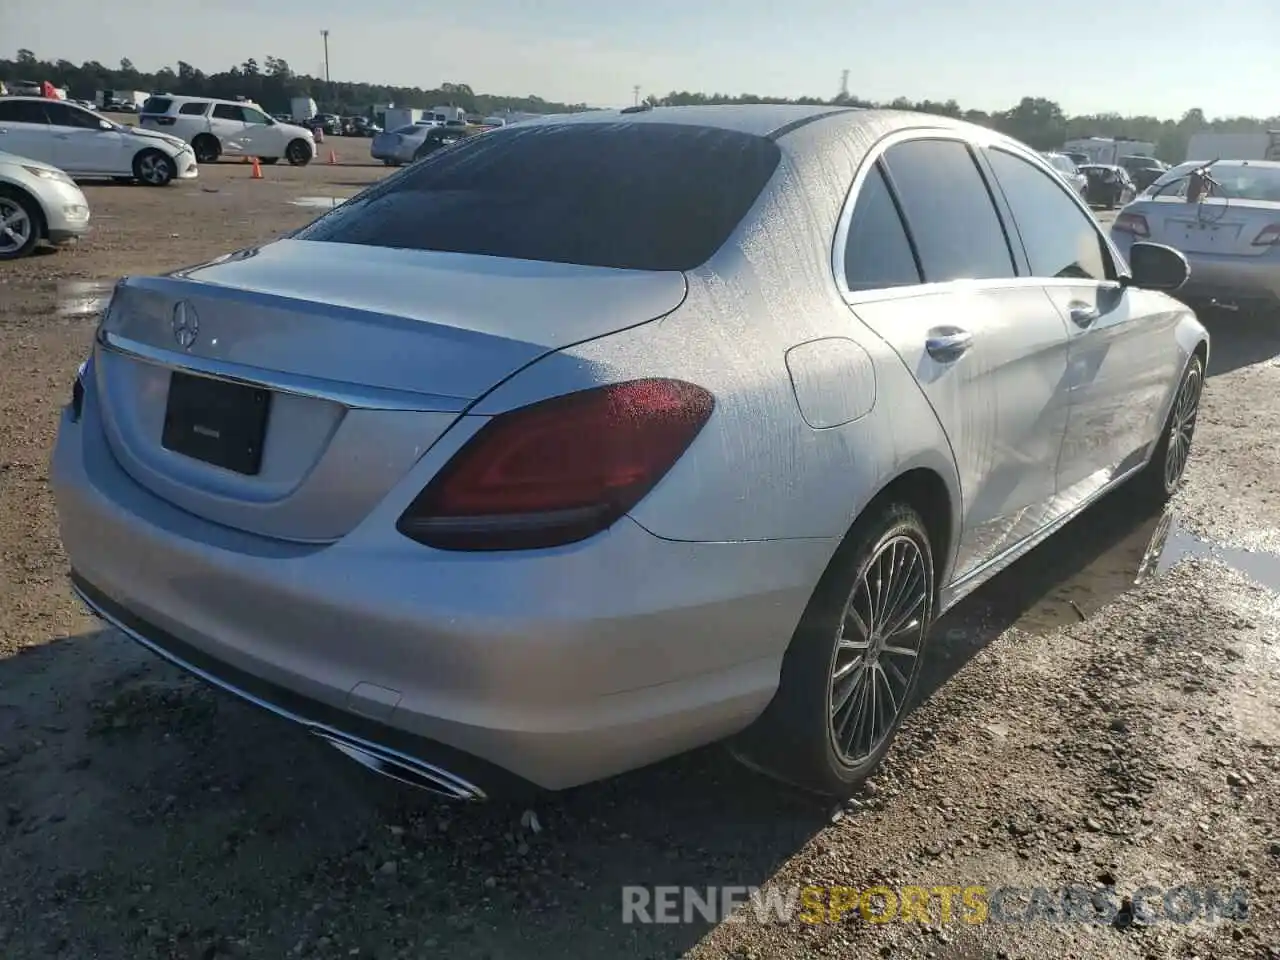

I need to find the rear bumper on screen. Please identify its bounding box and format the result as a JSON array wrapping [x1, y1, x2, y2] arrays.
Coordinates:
[[52, 395, 831, 792], [71, 573, 525, 800], [1112, 232, 1280, 306]]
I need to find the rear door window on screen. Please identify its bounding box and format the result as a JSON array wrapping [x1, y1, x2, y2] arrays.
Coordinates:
[[881, 138, 1016, 283], [843, 163, 921, 291], [178, 101, 209, 116], [44, 103, 102, 130], [294, 122, 782, 271], [0, 100, 50, 124], [212, 104, 244, 121]]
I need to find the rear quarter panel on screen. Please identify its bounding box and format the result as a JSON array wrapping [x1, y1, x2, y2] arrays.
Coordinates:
[[472, 112, 962, 564]]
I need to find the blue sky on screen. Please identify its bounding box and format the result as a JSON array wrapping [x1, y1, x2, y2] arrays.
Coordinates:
[[5, 0, 1276, 118]]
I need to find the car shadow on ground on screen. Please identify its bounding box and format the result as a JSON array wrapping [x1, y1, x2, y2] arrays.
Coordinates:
[[1197, 306, 1280, 377], [0, 483, 1170, 958]]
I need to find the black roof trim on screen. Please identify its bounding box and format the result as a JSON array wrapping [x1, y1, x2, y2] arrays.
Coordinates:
[[765, 107, 861, 141]]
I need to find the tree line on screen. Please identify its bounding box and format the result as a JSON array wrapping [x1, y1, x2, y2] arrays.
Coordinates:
[[4, 48, 1277, 162]]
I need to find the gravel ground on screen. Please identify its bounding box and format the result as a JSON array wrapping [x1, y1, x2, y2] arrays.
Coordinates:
[[1, 164, 1279, 960]]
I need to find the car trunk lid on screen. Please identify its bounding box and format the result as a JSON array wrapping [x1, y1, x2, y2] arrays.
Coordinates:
[[92, 239, 687, 542], [1136, 197, 1280, 257]]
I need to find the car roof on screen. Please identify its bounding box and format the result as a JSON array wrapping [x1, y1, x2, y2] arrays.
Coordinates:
[[513, 103, 860, 138], [508, 104, 1002, 149]]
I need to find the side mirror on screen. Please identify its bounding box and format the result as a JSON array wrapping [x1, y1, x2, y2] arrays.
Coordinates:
[[1125, 242, 1189, 292], [99, 119, 113, 130]]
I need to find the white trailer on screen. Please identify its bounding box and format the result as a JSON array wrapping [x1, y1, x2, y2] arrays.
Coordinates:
[[95, 89, 148, 109], [1063, 137, 1156, 166], [290, 97, 318, 122], [382, 107, 423, 130], [1185, 131, 1280, 163], [429, 105, 466, 124]]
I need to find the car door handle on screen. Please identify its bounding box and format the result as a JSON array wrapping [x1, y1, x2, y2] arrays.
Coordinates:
[[53, 133, 71, 140], [1068, 303, 1100, 328], [925, 328, 973, 362]]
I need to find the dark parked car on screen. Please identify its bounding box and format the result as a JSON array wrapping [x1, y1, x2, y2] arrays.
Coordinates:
[[305, 114, 343, 136], [1118, 155, 1169, 191], [342, 116, 378, 136], [1079, 164, 1136, 208]]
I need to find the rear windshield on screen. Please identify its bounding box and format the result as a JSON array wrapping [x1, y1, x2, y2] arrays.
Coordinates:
[[294, 122, 783, 271], [141, 96, 172, 115], [1152, 163, 1280, 201]]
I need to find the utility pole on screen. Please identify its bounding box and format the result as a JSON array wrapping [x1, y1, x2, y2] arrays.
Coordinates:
[[633, 85, 640, 106], [321, 29, 331, 83]]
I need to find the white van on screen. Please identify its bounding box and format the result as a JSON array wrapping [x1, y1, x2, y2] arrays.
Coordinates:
[[139, 95, 316, 165]]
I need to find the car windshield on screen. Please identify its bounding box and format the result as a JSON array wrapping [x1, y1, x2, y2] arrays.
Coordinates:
[[1150, 163, 1280, 201]]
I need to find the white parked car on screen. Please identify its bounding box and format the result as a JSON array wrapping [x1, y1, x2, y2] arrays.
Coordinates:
[[139, 95, 315, 166], [0, 97, 196, 186], [0, 151, 91, 259]]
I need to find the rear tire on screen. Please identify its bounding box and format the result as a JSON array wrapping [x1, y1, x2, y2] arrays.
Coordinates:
[[0, 186, 41, 260], [1133, 353, 1203, 504], [734, 502, 936, 797], [133, 149, 175, 186], [192, 134, 221, 164]]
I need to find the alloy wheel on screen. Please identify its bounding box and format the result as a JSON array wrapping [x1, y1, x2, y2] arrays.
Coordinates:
[[0, 198, 32, 255], [1163, 367, 1201, 491], [138, 153, 171, 185], [828, 535, 930, 765]]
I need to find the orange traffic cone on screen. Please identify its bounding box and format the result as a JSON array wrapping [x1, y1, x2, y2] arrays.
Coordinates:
[[327, 149, 338, 165], [250, 157, 263, 179]]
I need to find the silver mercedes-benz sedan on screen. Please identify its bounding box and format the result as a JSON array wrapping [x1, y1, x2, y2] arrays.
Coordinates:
[[1111, 159, 1280, 312], [52, 105, 1208, 801]]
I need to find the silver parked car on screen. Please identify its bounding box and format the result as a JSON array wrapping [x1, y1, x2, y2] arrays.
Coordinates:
[[1112, 159, 1280, 311], [0, 151, 91, 259], [53, 106, 1207, 801], [370, 123, 472, 165]]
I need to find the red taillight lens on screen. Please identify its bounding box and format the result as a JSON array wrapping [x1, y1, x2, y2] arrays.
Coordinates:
[[397, 379, 715, 551], [1113, 212, 1149, 238], [1251, 224, 1280, 246]]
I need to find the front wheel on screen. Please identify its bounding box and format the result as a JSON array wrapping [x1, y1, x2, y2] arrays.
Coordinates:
[[734, 502, 936, 797], [0, 187, 41, 260], [286, 139, 312, 166], [1134, 354, 1203, 503], [133, 149, 175, 186]]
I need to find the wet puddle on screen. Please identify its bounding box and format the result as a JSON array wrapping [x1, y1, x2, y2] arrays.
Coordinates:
[[289, 196, 350, 210], [938, 497, 1280, 647], [56, 280, 114, 319]]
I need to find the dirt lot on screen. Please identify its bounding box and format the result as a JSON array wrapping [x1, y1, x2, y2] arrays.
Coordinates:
[[2, 157, 1280, 960]]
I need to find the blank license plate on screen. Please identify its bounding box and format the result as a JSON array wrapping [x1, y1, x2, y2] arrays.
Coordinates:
[[161, 371, 272, 475]]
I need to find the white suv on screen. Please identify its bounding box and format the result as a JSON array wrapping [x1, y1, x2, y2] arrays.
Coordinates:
[[0, 97, 196, 186], [139, 95, 316, 166]]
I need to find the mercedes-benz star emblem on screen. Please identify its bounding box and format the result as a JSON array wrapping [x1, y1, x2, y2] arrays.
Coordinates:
[[172, 300, 199, 349]]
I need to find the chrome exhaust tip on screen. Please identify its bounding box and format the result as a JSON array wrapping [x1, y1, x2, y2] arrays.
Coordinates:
[[316, 733, 486, 801]]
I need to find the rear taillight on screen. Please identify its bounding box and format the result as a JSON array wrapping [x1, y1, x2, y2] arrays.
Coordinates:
[[70, 360, 88, 422], [397, 379, 715, 551], [1251, 224, 1280, 246], [1113, 212, 1150, 238]]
